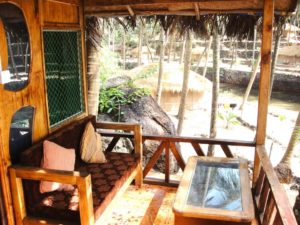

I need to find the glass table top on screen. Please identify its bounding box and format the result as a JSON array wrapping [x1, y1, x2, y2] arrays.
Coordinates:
[[186, 160, 242, 211]]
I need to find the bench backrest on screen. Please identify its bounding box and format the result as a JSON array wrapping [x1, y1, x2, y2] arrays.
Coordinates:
[[20, 115, 96, 209]]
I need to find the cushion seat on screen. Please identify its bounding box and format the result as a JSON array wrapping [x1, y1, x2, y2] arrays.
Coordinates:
[[25, 152, 140, 223]]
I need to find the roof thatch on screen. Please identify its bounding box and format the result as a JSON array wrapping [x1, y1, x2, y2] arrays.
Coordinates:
[[128, 46, 156, 56], [278, 45, 300, 57], [85, 0, 297, 17], [125, 62, 212, 93]]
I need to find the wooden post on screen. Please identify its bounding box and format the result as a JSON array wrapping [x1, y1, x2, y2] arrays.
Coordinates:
[[253, 0, 274, 185]]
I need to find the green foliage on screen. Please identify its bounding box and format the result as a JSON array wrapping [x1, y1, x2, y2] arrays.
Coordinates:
[[99, 45, 121, 83], [218, 105, 240, 129], [99, 87, 150, 121]]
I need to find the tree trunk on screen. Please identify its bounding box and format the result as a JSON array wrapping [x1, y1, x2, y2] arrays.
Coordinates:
[[280, 112, 300, 165], [138, 21, 143, 66], [240, 53, 261, 114], [207, 29, 220, 156], [275, 112, 300, 183], [177, 31, 193, 135], [122, 31, 126, 70], [156, 28, 166, 104], [202, 36, 213, 77], [252, 25, 257, 70], [179, 35, 186, 64], [86, 17, 102, 116], [168, 32, 175, 63], [269, 27, 282, 100]]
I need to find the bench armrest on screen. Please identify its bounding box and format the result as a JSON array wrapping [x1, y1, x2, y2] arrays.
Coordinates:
[[9, 166, 94, 225]]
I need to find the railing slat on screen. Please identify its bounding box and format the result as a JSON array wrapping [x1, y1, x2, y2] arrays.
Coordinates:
[[255, 168, 266, 197], [165, 142, 170, 183], [258, 179, 270, 214], [262, 194, 276, 225], [143, 141, 166, 178], [170, 142, 186, 171], [274, 211, 284, 225], [191, 142, 205, 156], [105, 136, 120, 152], [221, 145, 234, 158]]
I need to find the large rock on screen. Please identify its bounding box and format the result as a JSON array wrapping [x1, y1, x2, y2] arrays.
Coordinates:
[[99, 76, 179, 173], [121, 94, 179, 173]]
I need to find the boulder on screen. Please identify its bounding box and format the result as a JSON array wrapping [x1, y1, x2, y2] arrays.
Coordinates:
[[121, 95, 179, 173], [99, 76, 179, 173]]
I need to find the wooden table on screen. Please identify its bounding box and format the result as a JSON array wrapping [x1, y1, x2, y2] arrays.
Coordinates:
[[173, 156, 254, 225]]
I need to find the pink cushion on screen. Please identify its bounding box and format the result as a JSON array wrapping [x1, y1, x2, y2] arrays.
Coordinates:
[[40, 140, 75, 193]]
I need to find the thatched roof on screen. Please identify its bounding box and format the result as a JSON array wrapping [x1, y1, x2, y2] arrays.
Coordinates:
[[85, 0, 297, 17], [125, 62, 212, 93], [278, 45, 300, 57], [128, 46, 156, 56]]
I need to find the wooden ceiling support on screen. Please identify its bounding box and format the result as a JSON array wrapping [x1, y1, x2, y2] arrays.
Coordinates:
[[126, 5, 135, 17], [253, 0, 274, 186], [194, 3, 200, 20]]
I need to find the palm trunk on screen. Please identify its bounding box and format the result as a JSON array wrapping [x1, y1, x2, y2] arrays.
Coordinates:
[[208, 29, 220, 156], [252, 25, 257, 70], [269, 26, 282, 100], [86, 17, 102, 116], [279, 112, 300, 165], [156, 28, 166, 104], [202, 36, 213, 77], [179, 35, 186, 64], [122, 31, 126, 70], [168, 32, 175, 63], [240, 53, 261, 114], [138, 21, 143, 66], [177, 31, 193, 135]]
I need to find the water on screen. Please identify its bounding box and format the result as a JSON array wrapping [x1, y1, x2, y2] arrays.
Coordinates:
[[220, 83, 300, 111]]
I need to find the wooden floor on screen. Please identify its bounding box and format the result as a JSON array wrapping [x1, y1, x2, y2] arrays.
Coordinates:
[[102, 184, 177, 225]]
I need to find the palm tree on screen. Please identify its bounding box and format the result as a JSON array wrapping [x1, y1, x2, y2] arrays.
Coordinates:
[[177, 31, 193, 135], [156, 27, 167, 104], [208, 26, 221, 156], [86, 17, 103, 116], [275, 112, 300, 183]]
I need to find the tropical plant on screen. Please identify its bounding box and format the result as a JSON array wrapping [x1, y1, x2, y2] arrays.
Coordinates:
[[99, 87, 150, 121], [218, 105, 240, 129]]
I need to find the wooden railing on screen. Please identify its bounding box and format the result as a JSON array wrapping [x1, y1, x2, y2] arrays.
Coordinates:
[[253, 145, 298, 225], [100, 131, 297, 225], [100, 131, 255, 185]]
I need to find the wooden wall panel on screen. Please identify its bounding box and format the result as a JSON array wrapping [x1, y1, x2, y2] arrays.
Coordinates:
[[0, 18, 8, 69], [42, 0, 80, 26], [0, 1, 48, 224]]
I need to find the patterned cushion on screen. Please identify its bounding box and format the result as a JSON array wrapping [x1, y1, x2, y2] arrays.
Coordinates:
[[25, 152, 140, 222], [80, 122, 106, 163]]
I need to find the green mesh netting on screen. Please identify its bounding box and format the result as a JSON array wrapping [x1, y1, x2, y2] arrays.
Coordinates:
[[43, 31, 84, 127]]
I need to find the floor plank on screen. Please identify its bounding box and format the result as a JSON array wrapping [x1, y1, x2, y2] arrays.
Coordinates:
[[101, 184, 177, 225]]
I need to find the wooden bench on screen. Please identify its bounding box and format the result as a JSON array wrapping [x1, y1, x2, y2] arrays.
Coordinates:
[[9, 115, 142, 225]]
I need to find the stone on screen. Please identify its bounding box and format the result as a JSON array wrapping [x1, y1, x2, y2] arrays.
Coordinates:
[[99, 76, 179, 173]]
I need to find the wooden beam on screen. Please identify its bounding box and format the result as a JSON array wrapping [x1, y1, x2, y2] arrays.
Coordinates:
[[194, 3, 200, 20], [143, 142, 165, 178], [85, 9, 259, 17], [253, 0, 274, 187], [170, 142, 186, 171], [256, 0, 274, 145], [126, 5, 135, 16], [105, 136, 120, 152]]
